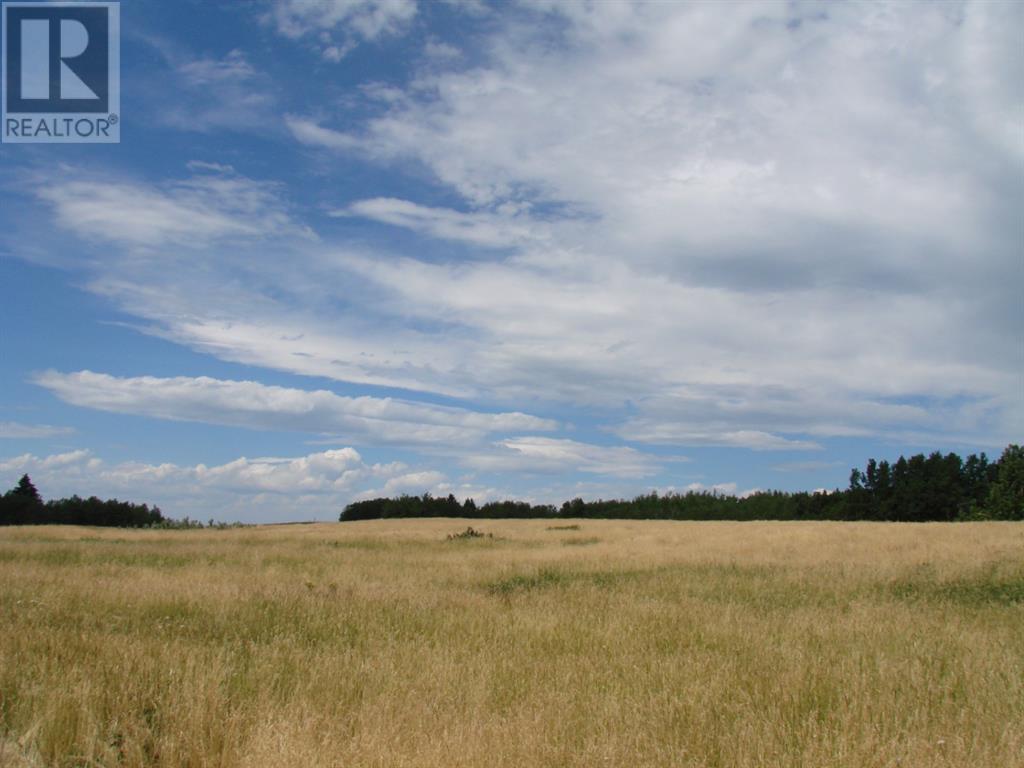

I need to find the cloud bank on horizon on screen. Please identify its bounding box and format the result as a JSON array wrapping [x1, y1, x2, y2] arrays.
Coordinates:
[[0, 0, 1020, 522]]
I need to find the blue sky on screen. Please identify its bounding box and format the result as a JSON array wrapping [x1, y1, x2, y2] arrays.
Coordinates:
[[1, 0, 1020, 522]]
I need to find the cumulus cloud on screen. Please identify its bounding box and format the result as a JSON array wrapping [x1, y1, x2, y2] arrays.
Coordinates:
[[680, 482, 761, 499], [0, 450, 94, 472], [0, 447, 554, 522], [35, 371, 557, 447], [378, 470, 447, 495], [0, 447, 425, 523]]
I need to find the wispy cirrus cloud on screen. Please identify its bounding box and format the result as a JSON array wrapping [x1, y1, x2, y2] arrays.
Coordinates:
[[612, 427, 821, 453], [286, 116, 359, 150], [35, 164, 313, 250], [177, 49, 255, 85], [274, 0, 1022, 450], [337, 197, 545, 248], [35, 371, 557, 448], [463, 437, 667, 479], [10, 0, 1019, 515], [25, 145, 1019, 453], [135, 35, 277, 133], [771, 460, 845, 474], [0, 422, 75, 439]]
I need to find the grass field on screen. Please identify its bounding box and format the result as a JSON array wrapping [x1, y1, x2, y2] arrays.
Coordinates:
[[0, 520, 1021, 768]]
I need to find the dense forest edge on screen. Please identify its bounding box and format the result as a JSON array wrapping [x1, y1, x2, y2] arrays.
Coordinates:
[[343, 445, 1023, 523], [1, 445, 1020, 528], [0, 475, 234, 529]]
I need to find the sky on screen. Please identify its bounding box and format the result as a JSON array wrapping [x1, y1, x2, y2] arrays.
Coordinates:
[[0, 0, 1021, 523]]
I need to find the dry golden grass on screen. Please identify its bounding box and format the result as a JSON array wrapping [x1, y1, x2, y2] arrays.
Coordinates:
[[0, 520, 1022, 767]]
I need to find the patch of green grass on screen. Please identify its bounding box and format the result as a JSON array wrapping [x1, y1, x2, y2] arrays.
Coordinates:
[[107, 552, 199, 568], [561, 537, 600, 546], [77, 536, 129, 544], [887, 573, 1024, 606], [484, 566, 643, 596], [546, 524, 581, 531], [485, 568, 571, 596], [0, 546, 199, 569], [320, 538, 393, 551]]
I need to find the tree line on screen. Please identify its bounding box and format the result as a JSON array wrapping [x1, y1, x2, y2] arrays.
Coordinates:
[[3, 444, 1019, 527], [342, 444, 1023, 522], [0, 475, 253, 529], [0, 475, 165, 527]]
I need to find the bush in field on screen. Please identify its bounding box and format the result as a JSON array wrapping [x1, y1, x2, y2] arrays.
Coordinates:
[[446, 526, 492, 541]]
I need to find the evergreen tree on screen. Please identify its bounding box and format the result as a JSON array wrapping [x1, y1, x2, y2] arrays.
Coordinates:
[[0, 474, 44, 525], [984, 445, 1024, 520], [13, 474, 41, 504]]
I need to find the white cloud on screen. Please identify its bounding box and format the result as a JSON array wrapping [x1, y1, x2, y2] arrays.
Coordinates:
[[771, 460, 845, 474], [0, 450, 94, 475], [423, 39, 461, 62], [286, 116, 361, 150], [178, 49, 255, 85], [311, 0, 1013, 240], [136, 37, 277, 134], [0, 448, 544, 528], [680, 481, 761, 499], [959, 1, 1024, 159], [19, 1, 1022, 467], [270, 1, 1020, 448], [266, 0, 417, 60], [27, 152, 1019, 451], [0, 447, 426, 523], [338, 197, 545, 248], [435, 0, 487, 16], [351, 474, 506, 505], [464, 437, 663, 479], [0, 422, 74, 439], [380, 470, 447, 495], [35, 371, 557, 447], [611, 427, 821, 452], [36, 165, 312, 250]]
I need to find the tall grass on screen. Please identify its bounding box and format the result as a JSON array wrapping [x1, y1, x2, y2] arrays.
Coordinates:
[[0, 520, 1021, 767]]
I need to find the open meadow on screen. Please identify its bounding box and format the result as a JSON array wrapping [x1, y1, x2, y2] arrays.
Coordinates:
[[0, 520, 1021, 768]]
